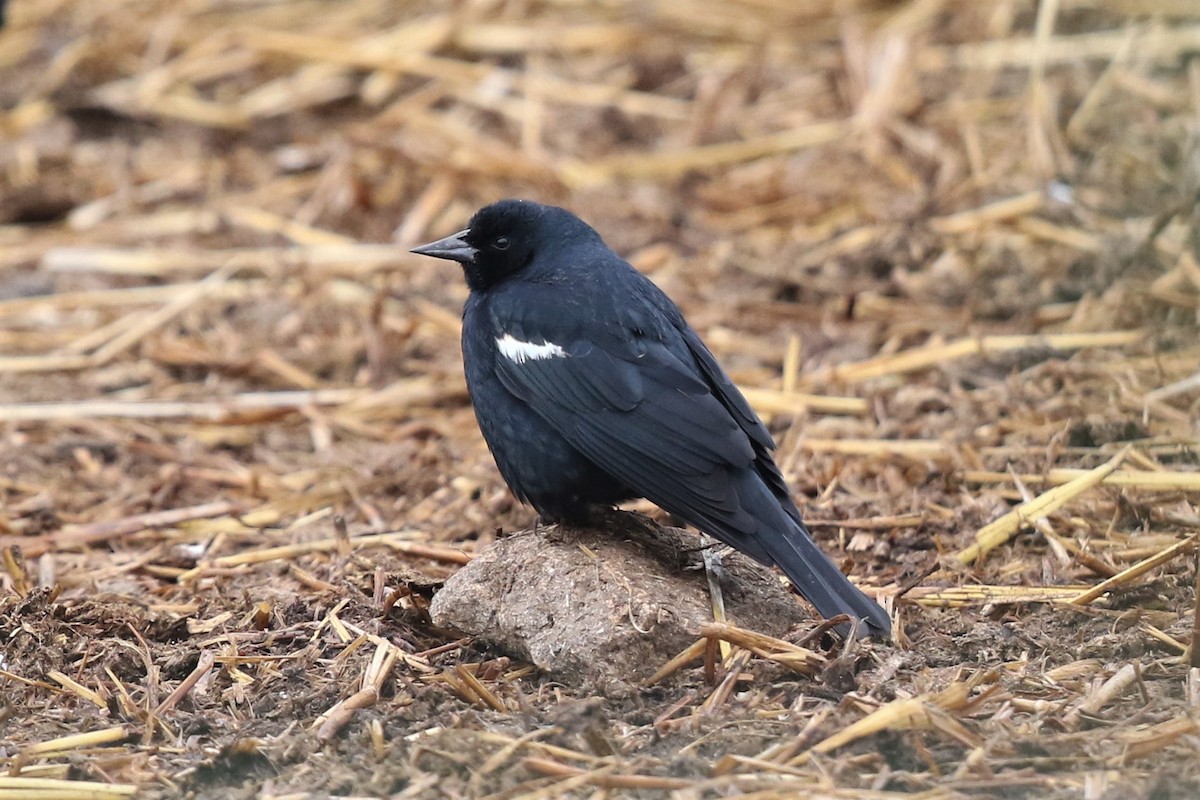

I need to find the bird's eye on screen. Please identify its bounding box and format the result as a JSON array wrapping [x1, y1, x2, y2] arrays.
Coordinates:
[[492, 236, 510, 251]]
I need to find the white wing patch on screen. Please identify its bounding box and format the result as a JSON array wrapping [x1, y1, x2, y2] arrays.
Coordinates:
[[496, 333, 568, 364]]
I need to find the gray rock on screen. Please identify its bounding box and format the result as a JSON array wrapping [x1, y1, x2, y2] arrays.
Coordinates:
[[429, 513, 805, 685]]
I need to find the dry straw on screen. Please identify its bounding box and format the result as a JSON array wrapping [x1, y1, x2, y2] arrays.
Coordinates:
[[1, 0, 1198, 796]]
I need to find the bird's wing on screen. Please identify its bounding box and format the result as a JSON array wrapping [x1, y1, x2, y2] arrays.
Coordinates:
[[493, 330, 752, 473], [489, 304, 766, 494], [493, 330, 775, 563], [620, 279, 792, 503], [677, 325, 775, 452]]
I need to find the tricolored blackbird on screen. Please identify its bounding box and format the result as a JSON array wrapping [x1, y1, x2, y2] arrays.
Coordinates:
[[412, 199, 890, 638]]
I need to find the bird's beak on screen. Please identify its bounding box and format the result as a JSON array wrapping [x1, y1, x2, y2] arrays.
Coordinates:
[[409, 229, 476, 264]]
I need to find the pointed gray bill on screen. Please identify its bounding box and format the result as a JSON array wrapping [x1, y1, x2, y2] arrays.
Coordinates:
[[410, 229, 476, 264]]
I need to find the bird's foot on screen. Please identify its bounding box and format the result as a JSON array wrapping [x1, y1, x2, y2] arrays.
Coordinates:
[[533, 513, 575, 544]]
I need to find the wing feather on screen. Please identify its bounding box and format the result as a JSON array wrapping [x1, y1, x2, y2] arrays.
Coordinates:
[[494, 338, 753, 480]]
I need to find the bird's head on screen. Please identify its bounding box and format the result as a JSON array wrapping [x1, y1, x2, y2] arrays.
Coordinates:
[[410, 199, 599, 292]]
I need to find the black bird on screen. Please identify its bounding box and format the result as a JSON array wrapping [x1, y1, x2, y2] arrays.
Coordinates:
[[412, 200, 890, 638]]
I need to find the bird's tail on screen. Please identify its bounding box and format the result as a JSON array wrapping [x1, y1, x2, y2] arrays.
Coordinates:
[[660, 469, 893, 638], [762, 514, 892, 638]]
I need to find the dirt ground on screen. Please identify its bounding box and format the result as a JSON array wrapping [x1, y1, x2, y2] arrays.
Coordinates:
[[2, 1, 1199, 798]]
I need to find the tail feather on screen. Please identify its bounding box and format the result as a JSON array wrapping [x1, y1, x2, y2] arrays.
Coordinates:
[[767, 519, 891, 638], [655, 467, 892, 638], [724, 471, 891, 637]]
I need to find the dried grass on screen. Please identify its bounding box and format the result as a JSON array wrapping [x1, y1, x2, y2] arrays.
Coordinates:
[[1, 0, 1199, 798]]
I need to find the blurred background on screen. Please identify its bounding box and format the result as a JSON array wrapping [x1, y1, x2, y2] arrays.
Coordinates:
[[2, 1, 1200, 797], [3, 0, 1196, 515]]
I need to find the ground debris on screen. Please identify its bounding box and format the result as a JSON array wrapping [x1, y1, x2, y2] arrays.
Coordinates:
[[0, 0, 1198, 797]]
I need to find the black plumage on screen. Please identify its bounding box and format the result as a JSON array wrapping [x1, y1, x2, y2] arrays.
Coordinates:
[[412, 199, 890, 638]]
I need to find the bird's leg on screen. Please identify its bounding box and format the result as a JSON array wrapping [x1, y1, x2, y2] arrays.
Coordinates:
[[675, 537, 724, 572], [533, 511, 575, 544], [700, 534, 733, 662], [533, 512, 558, 539]]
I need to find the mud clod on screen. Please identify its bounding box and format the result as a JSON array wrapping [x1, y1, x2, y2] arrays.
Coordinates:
[[431, 514, 800, 684]]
